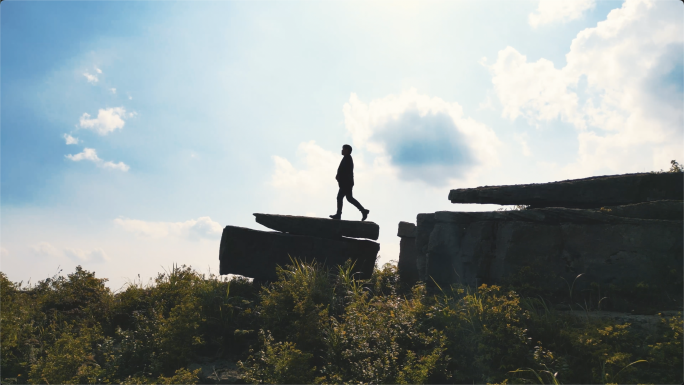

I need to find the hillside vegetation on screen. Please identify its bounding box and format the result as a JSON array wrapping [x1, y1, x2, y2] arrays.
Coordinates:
[[1, 260, 681, 384]]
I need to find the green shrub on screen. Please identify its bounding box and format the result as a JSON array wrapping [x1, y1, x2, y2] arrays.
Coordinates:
[[1, 272, 40, 381], [29, 323, 106, 384], [239, 331, 316, 384], [256, 259, 333, 356]]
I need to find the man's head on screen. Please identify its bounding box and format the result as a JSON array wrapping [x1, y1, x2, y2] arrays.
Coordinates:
[[341, 144, 352, 155]]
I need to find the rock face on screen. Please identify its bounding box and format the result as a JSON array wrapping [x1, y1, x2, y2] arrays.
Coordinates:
[[219, 224, 379, 282], [396, 222, 418, 285], [448, 172, 683, 209], [415, 202, 682, 306], [254, 213, 379, 240]]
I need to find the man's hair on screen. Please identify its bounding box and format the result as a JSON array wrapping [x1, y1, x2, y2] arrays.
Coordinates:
[[343, 144, 352, 153]]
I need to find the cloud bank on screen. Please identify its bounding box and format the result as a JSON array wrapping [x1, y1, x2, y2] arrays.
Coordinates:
[[488, 0, 683, 177], [114, 216, 223, 240]]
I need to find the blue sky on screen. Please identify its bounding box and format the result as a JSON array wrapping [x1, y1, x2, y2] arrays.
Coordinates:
[[2, 0, 682, 289]]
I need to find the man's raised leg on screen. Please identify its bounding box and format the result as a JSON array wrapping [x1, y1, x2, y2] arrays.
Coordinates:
[[346, 188, 370, 221]]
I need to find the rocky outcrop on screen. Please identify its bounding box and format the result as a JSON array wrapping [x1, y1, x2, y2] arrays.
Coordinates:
[[397, 222, 418, 285], [448, 172, 683, 209], [219, 216, 380, 281], [414, 202, 682, 309], [254, 213, 379, 240]]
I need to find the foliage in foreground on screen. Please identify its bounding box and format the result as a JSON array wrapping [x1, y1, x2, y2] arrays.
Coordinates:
[[1, 261, 682, 384]]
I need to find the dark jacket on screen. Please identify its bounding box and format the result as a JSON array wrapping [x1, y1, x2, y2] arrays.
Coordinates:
[[336, 154, 354, 186]]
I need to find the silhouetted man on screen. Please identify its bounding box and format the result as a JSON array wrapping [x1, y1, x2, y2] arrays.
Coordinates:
[[330, 144, 370, 221]]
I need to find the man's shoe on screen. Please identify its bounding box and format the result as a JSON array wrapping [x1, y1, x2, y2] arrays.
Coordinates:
[[361, 209, 369, 221], [329, 214, 341, 220]]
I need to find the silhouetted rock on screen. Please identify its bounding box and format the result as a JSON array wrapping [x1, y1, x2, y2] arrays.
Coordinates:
[[253, 213, 379, 240], [415, 213, 436, 285], [219, 225, 379, 282], [448, 172, 683, 208], [397, 221, 416, 238], [397, 221, 418, 286], [415, 205, 682, 309]]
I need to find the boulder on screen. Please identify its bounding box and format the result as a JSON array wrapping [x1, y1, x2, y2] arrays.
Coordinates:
[[219, 225, 379, 282], [448, 172, 683, 209], [415, 205, 682, 309], [254, 213, 379, 240], [397, 222, 418, 285]]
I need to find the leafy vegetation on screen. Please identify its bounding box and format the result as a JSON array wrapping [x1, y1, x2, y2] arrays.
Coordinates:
[[652, 159, 683, 173], [1, 261, 681, 384]]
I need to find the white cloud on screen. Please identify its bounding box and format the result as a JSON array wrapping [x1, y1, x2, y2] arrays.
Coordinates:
[[102, 161, 130, 172], [114, 216, 223, 240], [515, 133, 532, 157], [487, 0, 683, 177], [79, 107, 134, 135], [66, 148, 100, 162], [271, 140, 341, 194], [341, 88, 501, 185], [487, 46, 584, 128], [63, 133, 80, 145], [64, 248, 110, 263], [29, 242, 61, 258], [95, 67, 102, 74], [529, 0, 595, 28], [66, 148, 130, 172], [83, 72, 99, 83], [28, 242, 111, 263], [477, 92, 496, 112], [110, 88, 117, 94]]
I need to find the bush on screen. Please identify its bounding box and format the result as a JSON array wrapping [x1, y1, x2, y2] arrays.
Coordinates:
[[1, 262, 682, 384]]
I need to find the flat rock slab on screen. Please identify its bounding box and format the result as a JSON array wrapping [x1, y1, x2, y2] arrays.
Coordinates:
[[448, 172, 683, 208], [219, 225, 379, 281], [254, 213, 379, 240]]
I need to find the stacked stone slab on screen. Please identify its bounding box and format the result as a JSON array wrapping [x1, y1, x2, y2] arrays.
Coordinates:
[[448, 172, 683, 209], [219, 214, 380, 282], [399, 173, 683, 303], [397, 222, 418, 285]]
